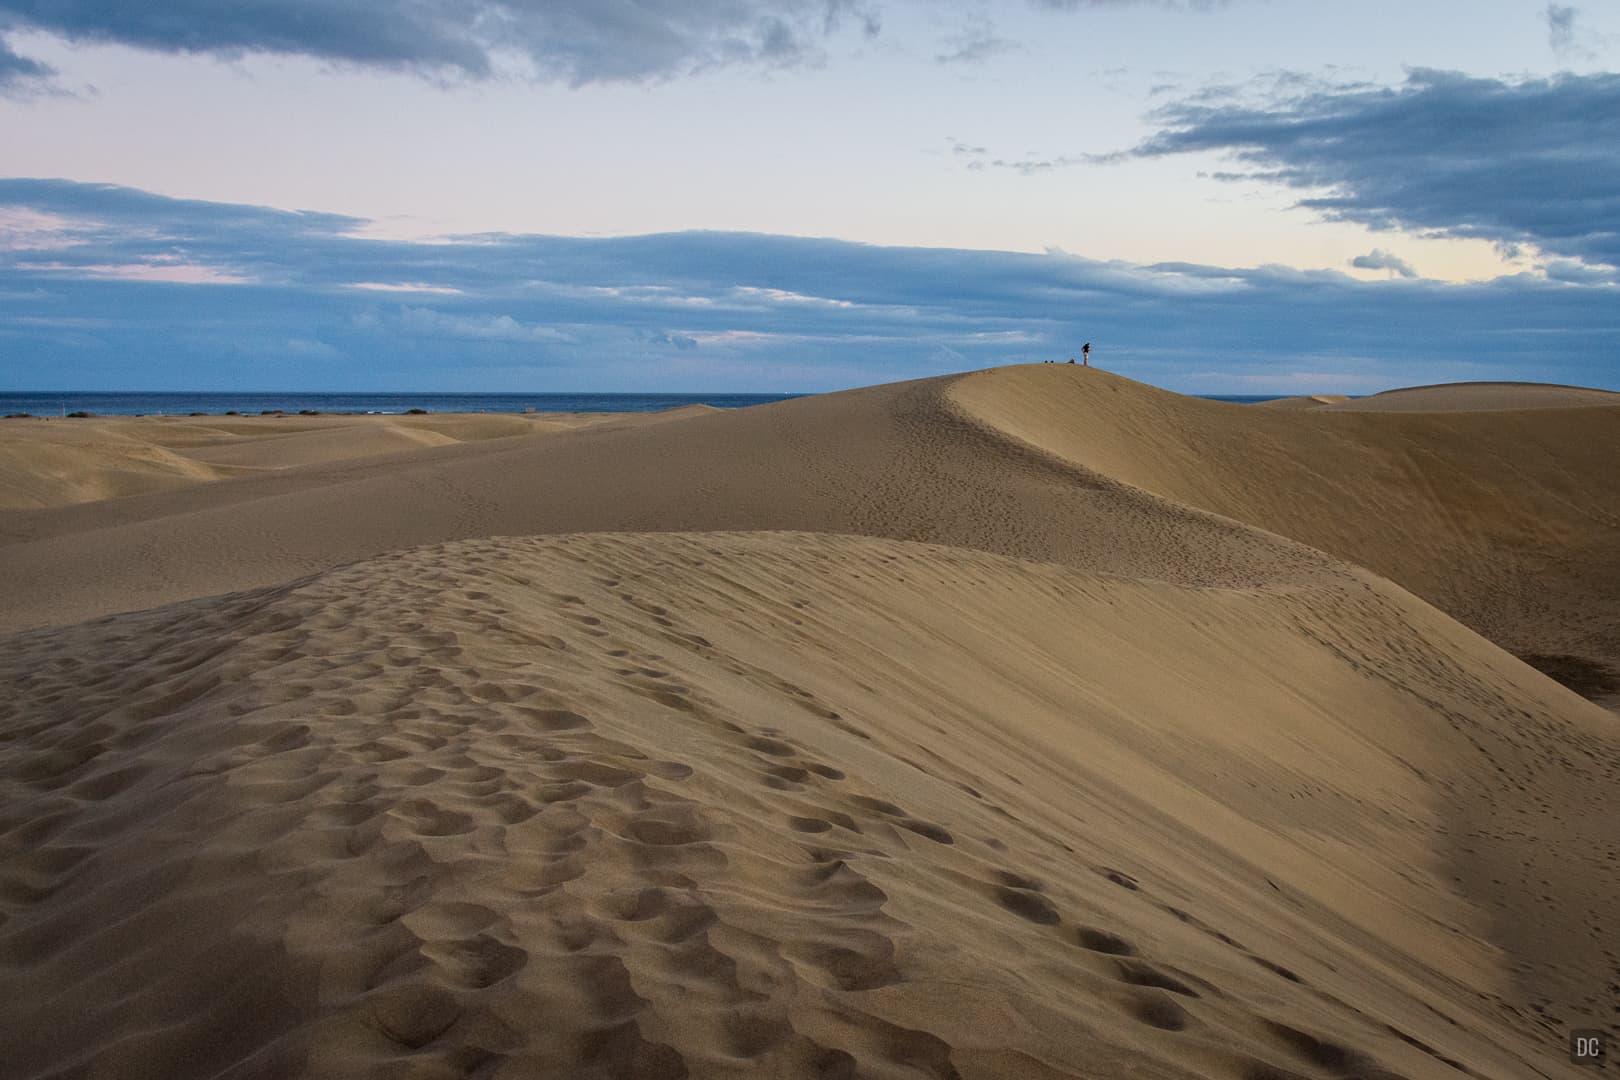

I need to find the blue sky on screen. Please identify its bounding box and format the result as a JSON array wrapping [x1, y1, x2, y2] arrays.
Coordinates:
[[2, 1, 1617, 392]]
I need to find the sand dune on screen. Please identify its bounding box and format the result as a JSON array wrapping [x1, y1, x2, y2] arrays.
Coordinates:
[[948, 368, 1620, 688], [1332, 382, 1620, 413], [2, 366, 1617, 1078], [1258, 383, 1619, 413], [1254, 394, 1352, 410], [0, 423, 252, 507], [4, 366, 1615, 691], [4, 532, 1615, 1079], [0, 369, 1363, 633], [0, 411, 625, 509]]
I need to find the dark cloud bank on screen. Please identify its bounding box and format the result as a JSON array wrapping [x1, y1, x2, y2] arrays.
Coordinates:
[[2, 179, 1615, 393], [0, 0, 883, 88], [0, 0, 1209, 91], [1137, 69, 1620, 273]]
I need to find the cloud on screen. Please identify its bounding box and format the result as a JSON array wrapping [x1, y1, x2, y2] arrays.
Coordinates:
[[945, 137, 1123, 175], [1546, 4, 1578, 51], [1349, 249, 1416, 279], [0, 32, 52, 95], [350, 281, 465, 295], [1544, 3, 1604, 60], [1540, 258, 1619, 286], [1, 207, 90, 249], [982, 154, 1084, 175], [15, 259, 251, 284], [364, 306, 575, 343], [2, 178, 1617, 393], [1135, 69, 1620, 272], [1031, 0, 1230, 10], [935, 21, 1016, 65], [0, 0, 882, 87], [0, 0, 1236, 90], [645, 331, 700, 350]]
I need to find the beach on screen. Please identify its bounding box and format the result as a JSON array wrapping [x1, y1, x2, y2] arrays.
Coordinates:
[[2, 364, 1617, 1079]]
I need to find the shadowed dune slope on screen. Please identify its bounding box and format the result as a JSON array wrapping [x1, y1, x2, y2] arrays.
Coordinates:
[[948, 366, 1620, 682], [3, 532, 1616, 1079]]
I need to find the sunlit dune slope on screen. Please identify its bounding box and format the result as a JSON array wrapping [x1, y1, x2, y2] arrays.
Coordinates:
[[1332, 382, 1620, 413], [3, 532, 1615, 1079], [0, 426, 253, 507], [1254, 394, 1352, 410], [948, 366, 1620, 683], [6, 365, 1617, 693], [0, 370, 1353, 633], [1256, 384, 1619, 413], [0, 411, 623, 509]]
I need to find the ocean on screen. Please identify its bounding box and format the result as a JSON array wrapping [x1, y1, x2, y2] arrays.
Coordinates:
[[0, 390, 1283, 417], [0, 391, 804, 417]]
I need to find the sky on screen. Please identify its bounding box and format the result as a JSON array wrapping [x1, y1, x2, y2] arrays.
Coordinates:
[[1, 0, 1617, 393]]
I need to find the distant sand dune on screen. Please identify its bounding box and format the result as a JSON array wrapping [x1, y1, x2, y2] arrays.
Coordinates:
[[948, 367, 1620, 683], [1254, 393, 1352, 409], [2, 366, 1618, 1078], [1333, 382, 1620, 413], [1258, 383, 1620, 412], [0, 411, 623, 509]]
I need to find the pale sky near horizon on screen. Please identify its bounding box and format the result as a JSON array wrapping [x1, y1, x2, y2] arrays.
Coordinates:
[[2, 1, 1617, 392]]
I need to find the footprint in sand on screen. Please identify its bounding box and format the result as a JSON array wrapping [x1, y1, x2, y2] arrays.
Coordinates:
[[1075, 927, 1138, 956], [1131, 993, 1191, 1032], [991, 878, 1061, 926]]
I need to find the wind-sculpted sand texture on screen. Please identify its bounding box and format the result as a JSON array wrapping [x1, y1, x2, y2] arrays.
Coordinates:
[[947, 367, 1620, 697], [3, 532, 1616, 1079], [4, 368, 1617, 684], [2, 366, 1618, 1078], [0, 370, 1387, 633]]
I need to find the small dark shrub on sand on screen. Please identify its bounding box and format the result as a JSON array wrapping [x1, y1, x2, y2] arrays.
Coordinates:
[[3, 412, 33, 419], [66, 411, 94, 418], [299, 409, 321, 416], [406, 407, 429, 415]]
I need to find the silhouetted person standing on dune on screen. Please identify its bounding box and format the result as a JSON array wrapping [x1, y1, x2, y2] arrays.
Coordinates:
[[1082, 342, 1091, 366]]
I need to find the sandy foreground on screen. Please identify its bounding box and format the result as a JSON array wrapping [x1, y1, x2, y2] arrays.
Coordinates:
[[1, 365, 1617, 1079]]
